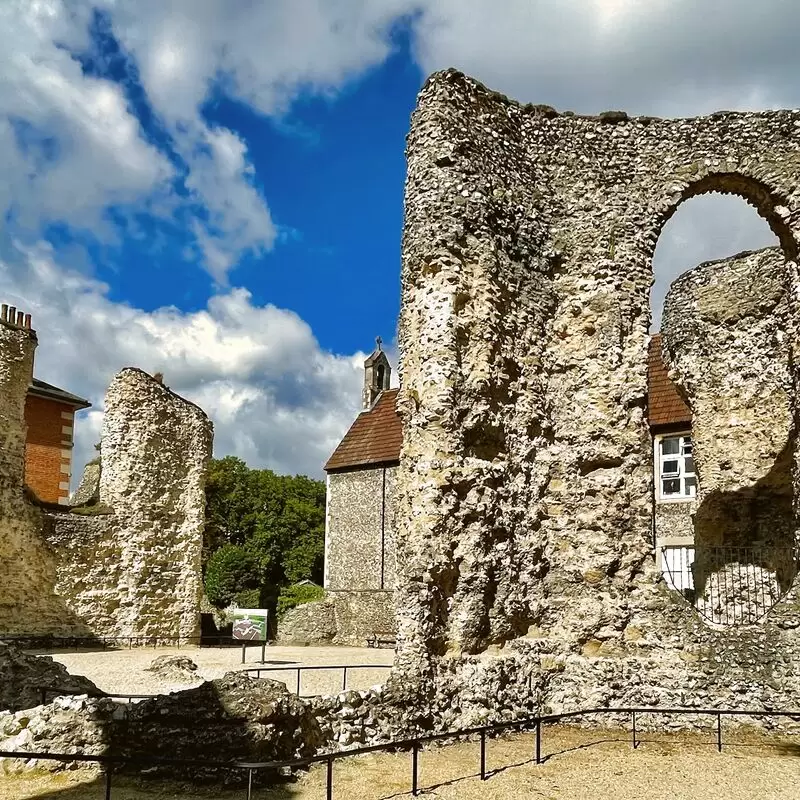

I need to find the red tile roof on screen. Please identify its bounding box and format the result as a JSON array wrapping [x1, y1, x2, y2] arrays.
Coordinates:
[[325, 338, 691, 471], [647, 334, 692, 429], [325, 389, 403, 472]]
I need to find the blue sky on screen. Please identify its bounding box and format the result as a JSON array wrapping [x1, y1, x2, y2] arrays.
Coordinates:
[[1, 0, 794, 481]]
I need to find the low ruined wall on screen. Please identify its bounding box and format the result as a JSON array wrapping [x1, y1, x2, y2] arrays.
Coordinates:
[[278, 591, 396, 647], [0, 315, 213, 638], [41, 512, 123, 636], [0, 318, 87, 635]]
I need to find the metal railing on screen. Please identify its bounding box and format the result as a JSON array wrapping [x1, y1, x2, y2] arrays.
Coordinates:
[[2, 634, 241, 651], [243, 663, 393, 696], [2, 705, 799, 799], [37, 663, 393, 705], [660, 544, 799, 625]]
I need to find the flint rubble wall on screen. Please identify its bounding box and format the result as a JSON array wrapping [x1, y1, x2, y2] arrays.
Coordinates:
[[391, 69, 800, 727]]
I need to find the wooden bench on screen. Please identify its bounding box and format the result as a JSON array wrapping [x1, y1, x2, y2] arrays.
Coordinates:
[[366, 631, 397, 649]]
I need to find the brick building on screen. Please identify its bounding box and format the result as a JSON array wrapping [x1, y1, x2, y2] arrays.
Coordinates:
[[1, 303, 91, 504], [322, 335, 695, 643]]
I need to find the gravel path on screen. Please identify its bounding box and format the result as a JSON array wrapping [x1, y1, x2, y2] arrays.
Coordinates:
[[2, 725, 798, 799], [31, 644, 394, 698]]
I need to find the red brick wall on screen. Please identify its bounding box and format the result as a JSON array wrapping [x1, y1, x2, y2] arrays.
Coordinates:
[[24, 395, 74, 504]]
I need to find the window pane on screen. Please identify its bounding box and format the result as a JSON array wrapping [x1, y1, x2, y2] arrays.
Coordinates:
[[662, 478, 681, 496], [661, 438, 680, 455], [661, 459, 679, 476], [684, 477, 697, 497], [682, 440, 693, 455], [684, 456, 695, 475]]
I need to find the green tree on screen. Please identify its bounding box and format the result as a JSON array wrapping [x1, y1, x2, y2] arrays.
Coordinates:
[[204, 543, 262, 608], [203, 457, 326, 611]]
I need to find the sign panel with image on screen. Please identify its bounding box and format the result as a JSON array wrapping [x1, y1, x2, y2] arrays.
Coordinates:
[[232, 608, 269, 641]]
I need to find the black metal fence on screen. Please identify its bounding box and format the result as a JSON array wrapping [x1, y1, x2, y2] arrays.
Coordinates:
[[2, 634, 240, 651], [660, 544, 800, 625], [3, 705, 799, 800], [243, 663, 393, 695], [37, 663, 393, 706]]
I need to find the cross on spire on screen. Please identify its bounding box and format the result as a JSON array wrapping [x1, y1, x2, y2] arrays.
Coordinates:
[[375, 335, 383, 351]]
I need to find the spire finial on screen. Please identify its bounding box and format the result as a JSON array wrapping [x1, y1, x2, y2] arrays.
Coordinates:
[[375, 335, 382, 352]]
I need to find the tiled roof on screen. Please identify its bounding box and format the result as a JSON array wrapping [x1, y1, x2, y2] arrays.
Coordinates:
[[647, 334, 692, 429], [324, 389, 403, 472], [326, 339, 691, 471], [29, 378, 91, 410]]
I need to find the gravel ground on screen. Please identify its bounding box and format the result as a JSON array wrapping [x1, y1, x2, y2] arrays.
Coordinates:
[[30, 644, 394, 698], [2, 725, 798, 799]]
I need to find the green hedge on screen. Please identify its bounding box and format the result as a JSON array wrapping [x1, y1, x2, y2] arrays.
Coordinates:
[[277, 583, 324, 617]]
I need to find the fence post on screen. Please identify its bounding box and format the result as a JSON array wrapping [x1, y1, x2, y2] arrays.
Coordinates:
[[632, 712, 637, 749], [40, 688, 47, 706], [245, 767, 253, 800], [717, 713, 722, 752], [104, 765, 112, 800], [241, 642, 246, 665], [327, 756, 333, 800], [412, 742, 419, 796], [535, 718, 541, 764], [480, 729, 486, 781], [296, 668, 302, 696], [342, 667, 348, 692]]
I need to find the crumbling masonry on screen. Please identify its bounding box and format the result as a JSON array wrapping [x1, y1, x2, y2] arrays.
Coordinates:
[[390, 69, 800, 724], [0, 310, 213, 639]]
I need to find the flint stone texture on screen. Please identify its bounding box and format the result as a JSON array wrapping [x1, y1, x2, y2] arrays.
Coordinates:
[[277, 592, 395, 646], [662, 247, 796, 623], [98, 368, 213, 640], [111, 672, 325, 778], [68, 460, 101, 507], [0, 695, 115, 774], [289, 465, 396, 645], [0, 320, 86, 634], [145, 655, 201, 683], [391, 70, 800, 725], [0, 644, 100, 712], [0, 329, 213, 638]]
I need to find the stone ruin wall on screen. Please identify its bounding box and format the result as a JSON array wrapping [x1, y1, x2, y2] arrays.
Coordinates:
[[661, 246, 796, 623], [0, 317, 213, 639], [389, 69, 800, 727], [0, 311, 76, 633]]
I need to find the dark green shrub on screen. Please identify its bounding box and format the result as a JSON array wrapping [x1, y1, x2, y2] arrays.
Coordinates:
[[204, 544, 262, 608], [233, 588, 262, 609]]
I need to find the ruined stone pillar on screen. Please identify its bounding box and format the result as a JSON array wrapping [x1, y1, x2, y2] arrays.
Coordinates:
[[99, 369, 213, 641]]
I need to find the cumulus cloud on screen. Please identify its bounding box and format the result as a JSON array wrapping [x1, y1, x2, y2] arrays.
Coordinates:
[[1, 241, 368, 481], [2, 0, 798, 480]]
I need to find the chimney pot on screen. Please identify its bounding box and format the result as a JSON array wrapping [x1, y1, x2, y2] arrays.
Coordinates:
[[23, 313, 31, 330], [1, 304, 7, 322], [16, 311, 24, 327], [8, 307, 16, 327]]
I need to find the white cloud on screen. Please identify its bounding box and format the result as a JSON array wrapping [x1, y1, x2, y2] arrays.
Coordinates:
[[0, 241, 369, 482]]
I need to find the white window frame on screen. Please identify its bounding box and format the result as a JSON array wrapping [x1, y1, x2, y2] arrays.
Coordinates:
[[654, 432, 697, 502]]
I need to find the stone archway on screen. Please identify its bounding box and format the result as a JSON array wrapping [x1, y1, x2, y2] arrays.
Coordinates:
[[394, 70, 800, 708]]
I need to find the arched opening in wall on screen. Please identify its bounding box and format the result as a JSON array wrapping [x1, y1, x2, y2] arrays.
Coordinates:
[[648, 181, 798, 626]]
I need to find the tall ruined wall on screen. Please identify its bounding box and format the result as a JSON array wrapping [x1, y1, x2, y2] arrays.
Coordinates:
[[391, 70, 800, 722], [93, 369, 213, 640], [0, 313, 87, 633]]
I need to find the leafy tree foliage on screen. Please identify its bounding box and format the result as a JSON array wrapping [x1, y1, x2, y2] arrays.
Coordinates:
[[203, 456, 326, 610]]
